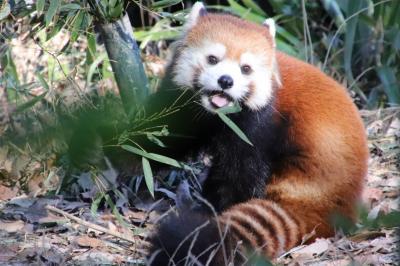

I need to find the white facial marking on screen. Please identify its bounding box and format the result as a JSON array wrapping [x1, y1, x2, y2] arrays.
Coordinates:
[[172, 42, 226, 88], [240, 52, 274, 110]]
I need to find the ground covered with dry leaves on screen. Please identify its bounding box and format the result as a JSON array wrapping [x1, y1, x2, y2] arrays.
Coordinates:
[[0, 32, 399, 266], [0, 108, 398, 265]]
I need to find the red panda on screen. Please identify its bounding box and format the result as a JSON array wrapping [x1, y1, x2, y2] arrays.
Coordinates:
[[147, 2, 368, 265]]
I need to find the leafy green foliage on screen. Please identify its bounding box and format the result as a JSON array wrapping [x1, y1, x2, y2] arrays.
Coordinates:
[[88, 0, 124, 22]]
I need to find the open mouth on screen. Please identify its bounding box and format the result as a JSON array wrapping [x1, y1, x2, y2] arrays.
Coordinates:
[[207, 91, 234, 109]]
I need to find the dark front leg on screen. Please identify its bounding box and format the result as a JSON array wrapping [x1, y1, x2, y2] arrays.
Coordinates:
[[201, 153, 270, 212]]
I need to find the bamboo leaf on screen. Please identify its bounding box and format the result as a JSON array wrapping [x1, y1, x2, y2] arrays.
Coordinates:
[[36, 0, 45, 15], [227, 0, 264, 23], [242, 0, 266, 16], [321, 0, 346, 28], [105, 193, 130, 227], [149, 153, 190, 169], [87, 33, 97, 56], [146, 134, 166, 148], [4, 50, 19, 86], [70, 11, 85, 42], [376, 66, 400, 105], [216, 112, 253, 146], [0, 1, 10, 21], [276, 39, 298, 57], [134, 28, 181, 42], [46, 20, 64, 41], [86, 32, 97, 65], [109, 2, 123, 19], [109, 0, 118, 7], [217, 102, 242, 114], [36, 72, 49, 91], [45, 0, 61, 27], [87, 52, 108, 84], [142, 157, 154, 198], [343, 1, 364, 97], [152, 0, 182, 9], [276, 25, 301, 47], [121, 145, 190, 169], [388, 0, 400, 26], [59, 3, 82, 12], [16, 93, 47, 113], [91, 193, 104, 216]]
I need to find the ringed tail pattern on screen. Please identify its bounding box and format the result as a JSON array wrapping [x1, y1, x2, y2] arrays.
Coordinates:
[[219, 199, 306, 258]]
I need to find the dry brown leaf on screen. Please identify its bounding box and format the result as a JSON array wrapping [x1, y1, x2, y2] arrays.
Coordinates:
[[0, 220, 25, 233], [74, 235, 104, 249], [126, 210, 148, 222], [385, 177, 399, 187], [107, 221, 118, 233], [291, 238, 330, 259], [349, 231, 386, 242], [0, 185, 18, 201], [362, 187, 383, 205], [0, 244, 19, 263], [87, 228, 104, 236], [38, 213, 69, 225], [27, 172, 44, 196]]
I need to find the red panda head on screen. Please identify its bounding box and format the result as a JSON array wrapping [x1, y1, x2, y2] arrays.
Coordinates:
[[170, 2, 280, 112]]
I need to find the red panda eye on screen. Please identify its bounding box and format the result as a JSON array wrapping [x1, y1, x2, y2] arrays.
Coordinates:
[[241, 65, 252, 74], [207, 55, 219, 65]]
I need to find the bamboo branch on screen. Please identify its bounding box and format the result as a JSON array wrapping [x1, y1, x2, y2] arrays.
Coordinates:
[[46, 204, 137, 244]]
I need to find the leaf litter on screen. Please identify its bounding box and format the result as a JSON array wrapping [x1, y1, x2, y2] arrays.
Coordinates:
[[1, 109, 398, 265]]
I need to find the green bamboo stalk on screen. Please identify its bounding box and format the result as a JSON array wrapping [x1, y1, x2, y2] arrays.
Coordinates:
[[98, 14, 149, 116]]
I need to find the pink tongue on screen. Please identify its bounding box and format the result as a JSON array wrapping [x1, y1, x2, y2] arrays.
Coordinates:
[[210, 94, 229, 108]]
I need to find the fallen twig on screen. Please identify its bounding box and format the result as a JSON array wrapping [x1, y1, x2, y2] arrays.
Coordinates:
[[46, 205, 137, 245]]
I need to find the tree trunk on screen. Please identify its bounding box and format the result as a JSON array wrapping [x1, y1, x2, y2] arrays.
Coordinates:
[[98, 14, 149, 116]]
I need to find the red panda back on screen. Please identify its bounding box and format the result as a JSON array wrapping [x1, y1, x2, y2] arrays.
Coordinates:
[[218, 52, 369, 258]]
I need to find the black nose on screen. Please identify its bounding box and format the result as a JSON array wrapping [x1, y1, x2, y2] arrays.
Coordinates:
[[218, 75, 234, 90]]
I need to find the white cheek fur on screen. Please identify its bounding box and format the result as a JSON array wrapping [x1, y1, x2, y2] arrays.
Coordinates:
[[245, 69, 273, 110], [172, 42, 226, 88], [240, 52, 274, 110], [172, 48, 202, 88]]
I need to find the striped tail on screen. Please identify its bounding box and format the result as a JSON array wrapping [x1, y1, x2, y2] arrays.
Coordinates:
[[147, 199, 309, 265], [219, 199, 306, 259]]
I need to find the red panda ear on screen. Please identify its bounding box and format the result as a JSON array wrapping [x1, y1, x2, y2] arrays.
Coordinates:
[[185, 2, 207, 31], [263, 18, 276, 39]]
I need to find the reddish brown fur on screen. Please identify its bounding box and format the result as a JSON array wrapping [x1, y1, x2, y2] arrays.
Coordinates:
[[268, 51, 368, 237], [186, 14, 368, 258], [215, 51, 368, 258]]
